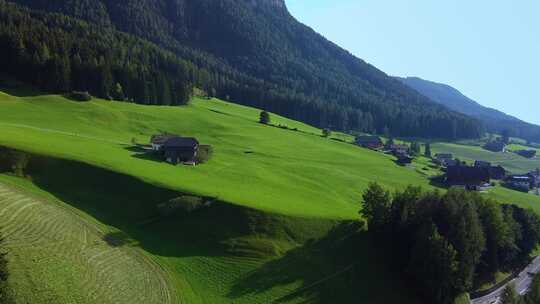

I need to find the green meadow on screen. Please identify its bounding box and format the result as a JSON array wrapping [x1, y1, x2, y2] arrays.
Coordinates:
[[0, 92, 430, 219], [0, 153, 418, 304], [432, 142, 540, 173], [2, 90, 540, 303]]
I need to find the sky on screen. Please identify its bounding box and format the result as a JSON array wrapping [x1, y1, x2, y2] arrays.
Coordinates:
[[285, 0, 540, 125]]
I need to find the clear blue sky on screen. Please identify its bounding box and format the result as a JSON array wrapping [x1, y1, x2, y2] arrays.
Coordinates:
[[285, 0, 540, 125]]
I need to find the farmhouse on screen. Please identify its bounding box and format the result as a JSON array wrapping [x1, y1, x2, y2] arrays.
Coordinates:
[[356, 136, 383, 150], [514, 150, 537, 159], [396, 155, 414, 165], [163, 137, 199, 165], [474, 160, 506, 180], [434, 153, 456, 167], [506, 175, 532, 192], [150, 134, 177, 151], [389, 144, 409, 156], [446, 166, 490, 189], [529, 170, 540, 188], [483, 141, 506, 153]]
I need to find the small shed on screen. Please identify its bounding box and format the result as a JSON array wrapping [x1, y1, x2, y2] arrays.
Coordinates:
[[356, 136, 384, 150]]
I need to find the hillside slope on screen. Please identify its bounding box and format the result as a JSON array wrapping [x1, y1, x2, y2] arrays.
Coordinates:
[[1, 0, 483, 139], [0, 143, 420, 304], [398, 77, 540, 142], [0, 91, 433, 219]]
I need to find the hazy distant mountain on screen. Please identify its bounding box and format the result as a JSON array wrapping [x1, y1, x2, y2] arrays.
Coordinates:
[[398, 77, 540, 142]]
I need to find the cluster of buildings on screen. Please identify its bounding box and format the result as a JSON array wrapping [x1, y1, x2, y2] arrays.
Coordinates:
[[355, 136, 412, 164], [437, 153, 539, 194], [150, 134, 200, 165], [354, 135, 539, 195], [441, 157, 506, 191], [506, 170, 540, 193]]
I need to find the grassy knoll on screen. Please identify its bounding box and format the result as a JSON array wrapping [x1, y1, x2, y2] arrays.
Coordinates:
[[0, 153, 420, 304], [0, 178, 174, 304], [0, 92, 428, 219], [432, 142, 540, 173]]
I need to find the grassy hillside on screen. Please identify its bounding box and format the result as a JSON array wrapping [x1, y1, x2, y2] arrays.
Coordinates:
[[432, 142, 540, 173], [0, 179, 174, 304], [0, 92, 429, 219], [0, 154, 419, 304], [3, 91, 540, 303]]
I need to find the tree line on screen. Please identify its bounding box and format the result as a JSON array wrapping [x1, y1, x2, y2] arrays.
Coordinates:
[[361, 183, 540, 304], [1, 0, 485, 139]]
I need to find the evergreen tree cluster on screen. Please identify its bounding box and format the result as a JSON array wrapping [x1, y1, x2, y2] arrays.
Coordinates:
[[361, 184, 540, 304], [1, 0, 485, 139], [0, 0, 193, 104]]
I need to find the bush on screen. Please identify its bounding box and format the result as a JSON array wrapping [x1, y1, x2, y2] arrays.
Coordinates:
[[322, 128, 332, 138], [0, 148, 30, 177], [66, 91, 92, 102], [157, 196, 207, 216], [259, 111, 271, 124], [196, 145, 213, 164]]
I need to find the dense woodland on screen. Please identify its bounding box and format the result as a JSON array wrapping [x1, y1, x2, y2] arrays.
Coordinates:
[[361, 183, 540, 304], [0, 1, 193, 105], [0, 0, 484, 139]]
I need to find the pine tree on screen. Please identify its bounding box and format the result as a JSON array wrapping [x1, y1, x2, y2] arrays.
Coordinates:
[[361, 182, 392, 233], [424, 143, 432, 157], [500, 283, 519, 304], [259, 111, 271, 125]]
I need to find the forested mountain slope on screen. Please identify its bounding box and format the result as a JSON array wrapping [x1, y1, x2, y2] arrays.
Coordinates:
[[1, 0, 483, 139], [398, 77, 540, 142]]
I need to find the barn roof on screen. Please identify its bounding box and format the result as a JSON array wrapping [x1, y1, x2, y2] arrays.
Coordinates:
[[164, 137, 199, 148]]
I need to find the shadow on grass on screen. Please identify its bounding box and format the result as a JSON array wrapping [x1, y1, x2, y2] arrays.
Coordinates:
[[103, 231, 138, 247], [228, 222, 420, 304], [123, 146, 164, 163], [4, 147, 422, 304]]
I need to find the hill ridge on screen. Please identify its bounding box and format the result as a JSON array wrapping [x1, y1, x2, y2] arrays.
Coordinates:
[[397, 76, 540, 142]]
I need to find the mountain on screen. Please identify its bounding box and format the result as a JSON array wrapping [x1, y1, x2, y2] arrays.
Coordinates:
[[397, 77, 540, 143], [0, 0, 484, 139]]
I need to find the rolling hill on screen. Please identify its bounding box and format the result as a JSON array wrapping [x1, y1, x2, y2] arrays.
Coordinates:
[[0, 90, 430, 303], [2, 90, 540, 303], [398, 76, 540, 143]]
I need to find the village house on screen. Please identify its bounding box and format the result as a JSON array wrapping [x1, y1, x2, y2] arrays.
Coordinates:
[[434, 153, 456, 167], [474, 160, 506, 180], [150, 134, 200, 165], [483, 141, 506, 153], [388, 144, 409, 157], [514, 149, 537, 159], [355, 136, 384, 150], [506, 175, 532, 192], [446, 165, 491, 191], [163, 137, 199, 165], [150, 134, 177, 151], [396, 154, 414, 165], [529, 169, 540, 188]]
